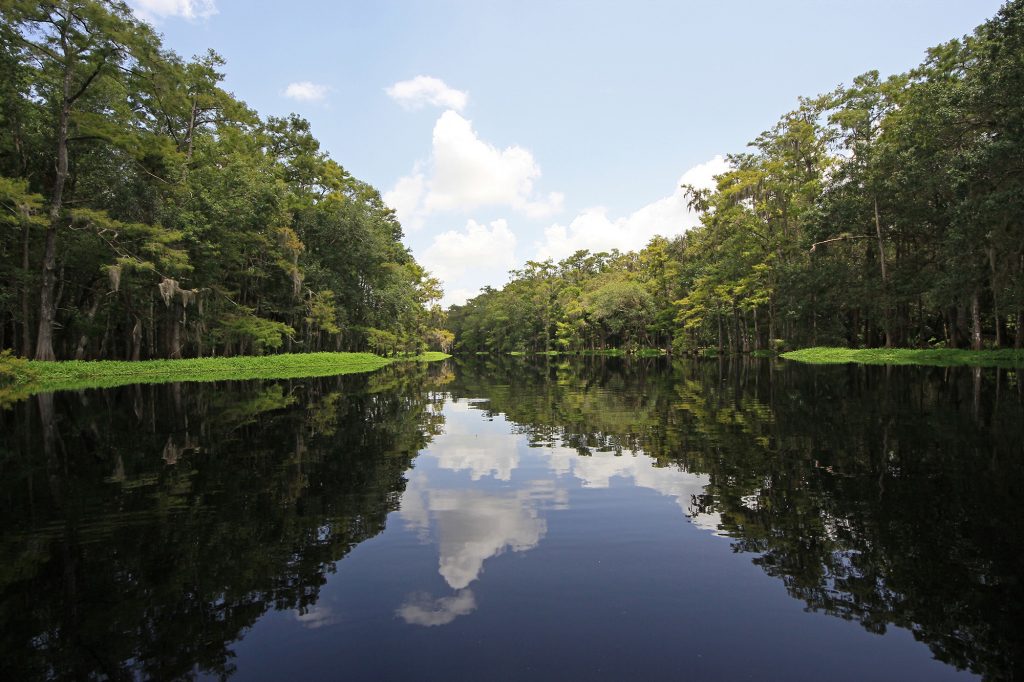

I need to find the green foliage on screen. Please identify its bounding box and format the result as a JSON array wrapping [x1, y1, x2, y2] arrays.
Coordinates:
[[0, 349, 35, 385], [364, 327, 401, 356], [0, 0, 442, 361], [214, 311, 295, 353], [449, 4, 1024, 356]]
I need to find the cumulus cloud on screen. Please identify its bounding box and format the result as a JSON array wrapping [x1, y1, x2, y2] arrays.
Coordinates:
[[533, 155, 730, 262], [129, 0, 216, 22], [382, 171, 427, 230], [385, 111, 563, 228], [283, 81, 330, 102], [420, 219, 518, 305], [397, 589, 477, 627], [386, 76, 468, 111]]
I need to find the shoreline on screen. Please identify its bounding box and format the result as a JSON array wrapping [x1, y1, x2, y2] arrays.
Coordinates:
[[1, 351, 451, 402], [781, 347, 1024, 368]]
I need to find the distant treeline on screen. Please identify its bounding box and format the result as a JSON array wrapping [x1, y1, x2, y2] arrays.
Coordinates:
[[449, 1, 1024, 354], [0, 1, 448, 361]]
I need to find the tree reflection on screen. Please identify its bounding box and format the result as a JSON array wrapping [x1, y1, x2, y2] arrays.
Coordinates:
[[1, 356, 1020, 679], [449, 355, 1024, 680], [0, 363, 448, 680]]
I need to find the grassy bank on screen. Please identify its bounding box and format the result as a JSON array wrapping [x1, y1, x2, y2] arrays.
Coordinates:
[[2, 351, 450, 401], [782, 347, 1024, 368]]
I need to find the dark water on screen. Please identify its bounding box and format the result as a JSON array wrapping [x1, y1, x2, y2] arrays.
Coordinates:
[[1, 357, 1022, 681]]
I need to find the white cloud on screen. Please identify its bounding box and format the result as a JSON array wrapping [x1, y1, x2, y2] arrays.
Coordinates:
[[129, 0, 216, 22], [421, 219, 518, 305], [533, 155, 730, 262], [386, 76, 468, 112], [397, 589, 476, 627], [382, 171, 426, 230], [283, 81, 330, 102], [385, 111, 562, 228], [444, 288, 479, 307]]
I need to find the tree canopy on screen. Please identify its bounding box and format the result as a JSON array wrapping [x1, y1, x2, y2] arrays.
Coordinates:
[[0, 0, 445, 360], [450, 1, 1024, 354]]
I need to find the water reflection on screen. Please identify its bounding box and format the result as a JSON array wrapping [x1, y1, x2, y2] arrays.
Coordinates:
[[0, 363, 446, 680], [0, 355, 1020, 680], [397, 589, 476, 627], [430, 400, 520, 480], [446, 355, 1024, 679]]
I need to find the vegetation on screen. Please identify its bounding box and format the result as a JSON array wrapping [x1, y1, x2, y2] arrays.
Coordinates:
[[0, 1, 448, 362], [0, 350, 449, 402], [450, 2, 1024, 356], [783, 346, 1024, 367]]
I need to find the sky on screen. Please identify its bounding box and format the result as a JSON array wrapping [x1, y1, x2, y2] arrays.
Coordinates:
[[128, 0, 1006, 306]]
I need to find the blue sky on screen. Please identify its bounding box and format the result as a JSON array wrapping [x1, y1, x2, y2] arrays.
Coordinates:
[[131, 0, 1006, 305]]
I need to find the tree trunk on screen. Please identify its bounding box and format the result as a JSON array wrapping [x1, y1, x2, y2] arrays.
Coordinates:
[[732, 303, 740, 354], [35, 65, 73, 361], [130, 318, 142, 361], [168, 300, 183, 359], [717, 310, 724, 353], [753, 306, 760, 350], [874, 197, 891, 348], [73, 296, 101, 360], [989, 248, 1001, 348], [971, 291, 982, 351], [21, 221, 33, 357]]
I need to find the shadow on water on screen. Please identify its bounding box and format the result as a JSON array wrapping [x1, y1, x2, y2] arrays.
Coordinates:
[[1, 354, 1021, 679]]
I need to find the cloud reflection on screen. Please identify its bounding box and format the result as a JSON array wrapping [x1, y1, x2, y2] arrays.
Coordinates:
[[547, 449, 721, 532], [397, 589, 477, 627], [293, 604, 340, 629], [431, 488, 547, 589], [431, 401, 520, 480]]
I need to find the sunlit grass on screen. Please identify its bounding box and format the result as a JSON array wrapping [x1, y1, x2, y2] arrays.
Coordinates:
[[782, 347, 1024, 367], [5, 351, 450, 399]]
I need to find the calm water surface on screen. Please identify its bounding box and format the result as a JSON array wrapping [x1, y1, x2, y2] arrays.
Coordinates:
[[1, 357, 1021, 680]]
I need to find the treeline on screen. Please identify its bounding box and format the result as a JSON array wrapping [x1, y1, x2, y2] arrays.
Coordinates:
[[450, 2, 1024, 354], [0, 1, 447, 361]]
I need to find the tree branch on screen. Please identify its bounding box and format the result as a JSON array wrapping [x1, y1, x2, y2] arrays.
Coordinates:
[[809, 234, 872, 252]]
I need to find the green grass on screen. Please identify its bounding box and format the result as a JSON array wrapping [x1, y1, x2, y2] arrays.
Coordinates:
[[782, 347, 1024, 368], [4, 351, 450, 400]]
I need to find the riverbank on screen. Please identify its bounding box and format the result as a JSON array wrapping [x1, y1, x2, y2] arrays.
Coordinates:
[[1, 351, 450, 402], [782, 347, 1024, 367]]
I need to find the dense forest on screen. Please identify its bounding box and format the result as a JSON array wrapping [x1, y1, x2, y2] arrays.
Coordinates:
[[0, 1, 447, 361], [450, 2, 1024, 354]]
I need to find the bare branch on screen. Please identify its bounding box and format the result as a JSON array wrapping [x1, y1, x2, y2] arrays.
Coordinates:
[[809, 234, 872, 252]]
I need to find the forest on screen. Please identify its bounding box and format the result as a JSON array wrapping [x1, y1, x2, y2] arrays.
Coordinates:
[[0, 1, 448, 362], [3, 2, 1023, 363], [449, 1, 1024, 355]]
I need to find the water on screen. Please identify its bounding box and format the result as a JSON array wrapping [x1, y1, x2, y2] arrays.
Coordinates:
[[1, 356, 1021, 680]]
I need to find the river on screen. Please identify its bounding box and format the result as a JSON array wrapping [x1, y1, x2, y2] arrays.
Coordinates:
[[1, 356, 1020, 680]]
